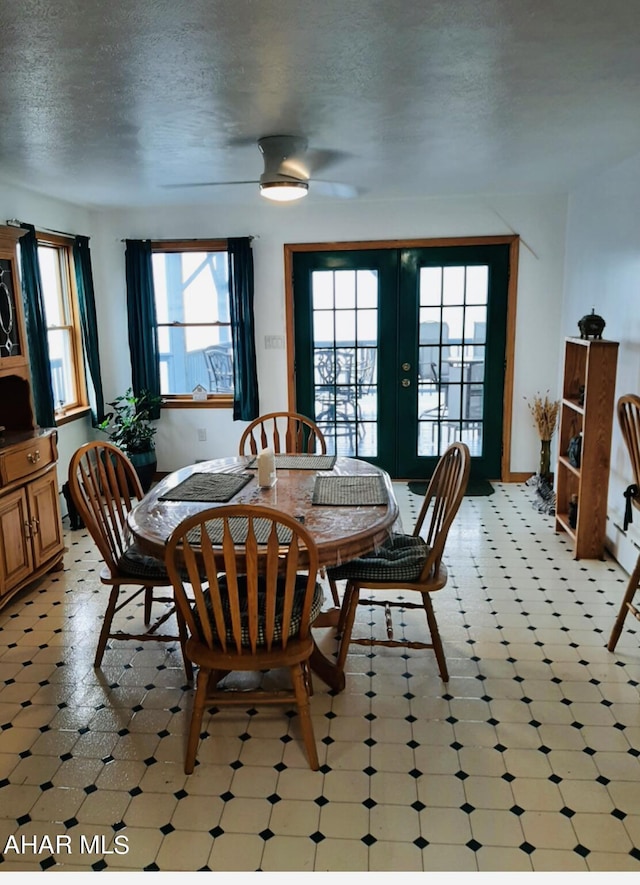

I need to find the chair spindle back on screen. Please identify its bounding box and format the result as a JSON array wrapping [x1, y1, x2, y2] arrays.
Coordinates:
[[68, 441, 144, 572], [239, 411, 327, 456], [413, 442, 471, 581], [165, 504, 320, 656], [619, 395, 640, 499]]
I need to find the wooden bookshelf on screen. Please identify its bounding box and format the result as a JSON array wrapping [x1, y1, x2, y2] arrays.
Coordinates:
[[555, 337, 618, 559]]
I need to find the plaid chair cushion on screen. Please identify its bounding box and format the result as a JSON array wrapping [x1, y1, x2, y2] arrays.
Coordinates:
[[197, 577, 325, 647], [117, 543, 169, 579], [328, 533, 430, 583]]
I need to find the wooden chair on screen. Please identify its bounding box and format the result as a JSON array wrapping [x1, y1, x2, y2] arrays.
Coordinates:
[[238, 411, 326, 456], [164, 504, 324, 773], [328, 442, 470, 681], [608, 394, 640, 652], [68, 441, 191, 679]]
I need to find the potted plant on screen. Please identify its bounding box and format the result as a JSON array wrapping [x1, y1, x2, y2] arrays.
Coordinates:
[[98, 388, 163, 492]]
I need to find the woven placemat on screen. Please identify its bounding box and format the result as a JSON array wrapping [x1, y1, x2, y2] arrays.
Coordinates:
[[247, 454, 337, 470], [312, 474, 388, 506], [159, 472, 252, 503], [187, 517, 293, 546]]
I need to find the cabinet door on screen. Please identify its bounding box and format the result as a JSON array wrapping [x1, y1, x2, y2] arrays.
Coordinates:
[[28, 470, 64, 569], [0, 228, 28, 371], [0, 488, 33, 593]]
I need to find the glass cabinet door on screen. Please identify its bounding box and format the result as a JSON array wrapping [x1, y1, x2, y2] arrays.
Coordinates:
[[0, 256, 23, 360], [0, 227, 28, 372]]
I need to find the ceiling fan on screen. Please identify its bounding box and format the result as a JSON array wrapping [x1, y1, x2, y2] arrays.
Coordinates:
[[163, 135, 357, 201]]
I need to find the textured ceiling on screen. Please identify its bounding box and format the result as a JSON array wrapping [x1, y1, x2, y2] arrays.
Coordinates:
[[1, 0, 639, 208]]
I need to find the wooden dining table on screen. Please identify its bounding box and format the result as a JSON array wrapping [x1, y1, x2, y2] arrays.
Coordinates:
[[127, 454, 400, 692]]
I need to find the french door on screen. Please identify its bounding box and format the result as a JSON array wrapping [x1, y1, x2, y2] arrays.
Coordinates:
[[292, 242, 511, 479]]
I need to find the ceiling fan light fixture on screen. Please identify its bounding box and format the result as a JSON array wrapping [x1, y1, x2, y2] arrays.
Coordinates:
[[259, 180, 308, 202]]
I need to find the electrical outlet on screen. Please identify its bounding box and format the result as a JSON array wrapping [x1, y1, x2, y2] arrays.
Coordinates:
[[197, 428, 207, 442], [265, 335, 285, 350]]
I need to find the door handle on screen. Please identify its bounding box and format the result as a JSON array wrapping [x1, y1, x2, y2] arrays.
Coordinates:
[[401, 378, 411, 388], [401, 362, 411, 372]]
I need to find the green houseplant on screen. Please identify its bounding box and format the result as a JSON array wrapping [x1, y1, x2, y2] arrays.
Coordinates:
[[98, 388, 163, 491]]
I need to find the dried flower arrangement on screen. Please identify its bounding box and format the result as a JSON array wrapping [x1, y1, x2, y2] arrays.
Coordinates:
[[527, 392, 560, 441]]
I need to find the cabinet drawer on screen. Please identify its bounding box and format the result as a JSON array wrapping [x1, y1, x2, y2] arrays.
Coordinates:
[[0, 436, 55, 484]]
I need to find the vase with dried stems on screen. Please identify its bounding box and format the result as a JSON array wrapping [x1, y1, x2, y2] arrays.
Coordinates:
[[527, 392, 560, 481]]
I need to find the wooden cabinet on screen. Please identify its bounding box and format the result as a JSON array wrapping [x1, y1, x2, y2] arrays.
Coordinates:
[[0, 225, 65, 609], [555, 337, 619, 559], [0, 430, 64, 604]]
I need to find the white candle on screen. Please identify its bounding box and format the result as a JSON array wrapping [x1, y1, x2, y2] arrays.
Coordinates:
[[257, 447, 276, 487]]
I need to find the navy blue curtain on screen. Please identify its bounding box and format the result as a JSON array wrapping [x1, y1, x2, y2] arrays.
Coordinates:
[[228, 237, 259, 420], [19, 224, 56, 428], [125, 240, 161, 419], [73, 236, 105, 425]]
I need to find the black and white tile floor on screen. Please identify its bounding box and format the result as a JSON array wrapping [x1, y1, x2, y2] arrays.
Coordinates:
[[0, 482, 639, 872]]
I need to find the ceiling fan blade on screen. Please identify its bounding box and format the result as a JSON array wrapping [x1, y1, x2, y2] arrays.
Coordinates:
[[312, 180, 359, 199], [306, 148, 352, 176], [161, 180, 258, 189]]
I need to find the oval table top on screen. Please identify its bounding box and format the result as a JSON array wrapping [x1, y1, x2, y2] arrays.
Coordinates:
[[127, 455, 399, 569]]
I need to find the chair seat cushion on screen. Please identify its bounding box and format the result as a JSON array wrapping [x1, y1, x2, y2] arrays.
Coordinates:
[[198, 577, 325, 647], [328, 533, 430, 583], [117, 543, 169, 579]]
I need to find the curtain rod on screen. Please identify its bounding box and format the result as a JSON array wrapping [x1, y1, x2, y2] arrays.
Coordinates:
[[118, 235, 258, 243], [6, 219, 257, 244], [6, 218, 86, 241]]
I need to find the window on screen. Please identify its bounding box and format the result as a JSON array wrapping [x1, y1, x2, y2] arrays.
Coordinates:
[[150, 240, 233, 402], [36, 234, 86, 416]]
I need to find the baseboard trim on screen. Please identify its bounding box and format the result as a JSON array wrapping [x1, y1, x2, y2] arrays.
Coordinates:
[[505, 471, 536, 483]]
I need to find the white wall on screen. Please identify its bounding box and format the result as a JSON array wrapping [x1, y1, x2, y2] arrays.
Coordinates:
[[90, 192, 568, 475], [562, 150, 640, 571]]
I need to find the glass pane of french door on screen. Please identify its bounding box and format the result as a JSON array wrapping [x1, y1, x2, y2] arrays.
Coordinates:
[[311, 269, 378, 456], [417, 264, 488, 458]]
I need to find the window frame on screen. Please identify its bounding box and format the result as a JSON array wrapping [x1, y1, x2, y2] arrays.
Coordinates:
[[35, 232, 88, 423], [150, 239, 233, 410]]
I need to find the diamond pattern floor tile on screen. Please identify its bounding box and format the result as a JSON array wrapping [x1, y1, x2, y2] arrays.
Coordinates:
[[0, 482, 639, 870]]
